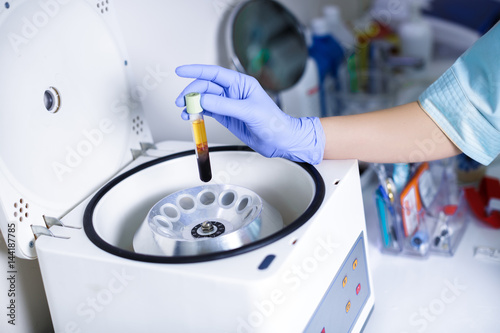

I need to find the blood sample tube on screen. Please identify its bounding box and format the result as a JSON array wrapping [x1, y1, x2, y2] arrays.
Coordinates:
[[185, 92, 212, 182]]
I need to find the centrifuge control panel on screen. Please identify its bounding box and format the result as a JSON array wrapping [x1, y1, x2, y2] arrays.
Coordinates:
[[305, 232, 371, 332]]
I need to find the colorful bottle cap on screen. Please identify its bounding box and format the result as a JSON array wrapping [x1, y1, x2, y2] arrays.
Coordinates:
[[185, 92, 203, 114]]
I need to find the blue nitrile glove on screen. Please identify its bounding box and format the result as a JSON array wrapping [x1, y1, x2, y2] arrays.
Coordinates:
[[175, 64, 325, 165]]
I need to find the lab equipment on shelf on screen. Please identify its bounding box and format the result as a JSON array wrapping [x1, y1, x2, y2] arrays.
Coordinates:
[[373, 159, 469, 257], [322, 4, 356, 55], [308, 17, 344, 117], [398, 0, 433, 70]]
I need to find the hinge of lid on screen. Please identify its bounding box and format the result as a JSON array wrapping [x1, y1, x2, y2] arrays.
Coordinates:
[[31, 225, 70, 240], [43, 215, 81, 229], [140, 142, 157, 151], [131, 142, 157, 160]]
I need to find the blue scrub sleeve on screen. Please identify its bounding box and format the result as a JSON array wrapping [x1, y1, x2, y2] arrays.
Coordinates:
[[418, 23, 500, 165]]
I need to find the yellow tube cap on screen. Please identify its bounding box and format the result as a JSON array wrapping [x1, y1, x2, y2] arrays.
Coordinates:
[[184, 92, 203, 114]]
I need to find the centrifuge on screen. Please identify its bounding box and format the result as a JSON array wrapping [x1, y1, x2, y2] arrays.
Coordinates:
[[0, 1, 374, 332]]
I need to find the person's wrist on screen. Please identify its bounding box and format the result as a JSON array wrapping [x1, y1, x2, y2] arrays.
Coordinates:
[[302, 117, 325, 165], [310, 117, 326, 164], [279, 117, 325, 165]]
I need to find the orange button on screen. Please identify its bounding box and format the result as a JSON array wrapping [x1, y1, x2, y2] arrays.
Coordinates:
[[342, 276, 347, 288], [352, 258, 358, 270], [345, 301, 351, 313]]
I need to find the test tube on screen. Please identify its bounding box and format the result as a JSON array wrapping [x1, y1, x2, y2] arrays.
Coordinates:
[[185, 92, 212, 182]]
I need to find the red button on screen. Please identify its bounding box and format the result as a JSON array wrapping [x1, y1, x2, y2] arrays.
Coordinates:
[[356, 283, 361, 295], [321, 328, 325, 333], [443, 205, 457, 216]]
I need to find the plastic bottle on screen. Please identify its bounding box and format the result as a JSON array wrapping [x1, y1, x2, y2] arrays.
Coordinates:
[[308, 17, 344, 117], [323, 5, 356, 55], [280, 57, 321, 118], [280, 29, 321, 118], [398, 0, 433, 69]]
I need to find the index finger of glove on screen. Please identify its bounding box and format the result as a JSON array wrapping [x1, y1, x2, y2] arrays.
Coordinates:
[[201, 94, 251, 123], [176, 65, 240, 90]]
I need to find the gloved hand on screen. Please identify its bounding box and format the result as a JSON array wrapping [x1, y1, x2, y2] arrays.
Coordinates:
[[175, 64, 325, 165]]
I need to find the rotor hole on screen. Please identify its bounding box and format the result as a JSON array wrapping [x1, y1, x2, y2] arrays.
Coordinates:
[[243, 206, 258, 222], [199, 191, 216, 206], [161, 204, 179, 220], [153, 216, 173, 229], [178, 196, 195, 211], [237, 197, 251, 213], [220, 191, 236, 207]]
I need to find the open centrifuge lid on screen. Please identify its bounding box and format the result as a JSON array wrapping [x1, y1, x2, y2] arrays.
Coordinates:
[[84, 146, 325, 264], [0, 0, 153, 258]]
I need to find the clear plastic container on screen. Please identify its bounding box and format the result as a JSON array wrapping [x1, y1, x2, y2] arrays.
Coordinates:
[[425, 160, 469, 256], [374, 183, 432, 258], [373, 159, 468, 258]]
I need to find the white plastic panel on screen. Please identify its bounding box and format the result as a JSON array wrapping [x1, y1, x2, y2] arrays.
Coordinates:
[[0, 0, 152, 258]]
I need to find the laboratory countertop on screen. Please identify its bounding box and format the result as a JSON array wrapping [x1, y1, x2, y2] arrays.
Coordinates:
[[361, 158, 500, 333]]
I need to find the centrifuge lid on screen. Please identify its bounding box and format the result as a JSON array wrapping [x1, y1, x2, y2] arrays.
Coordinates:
[[0, 0, 152, 258]]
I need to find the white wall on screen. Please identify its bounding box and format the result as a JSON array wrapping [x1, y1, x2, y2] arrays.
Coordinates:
[[114, 0, 368, 144]]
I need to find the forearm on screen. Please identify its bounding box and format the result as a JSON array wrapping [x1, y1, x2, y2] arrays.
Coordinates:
[[320, 101, 462, 163]]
